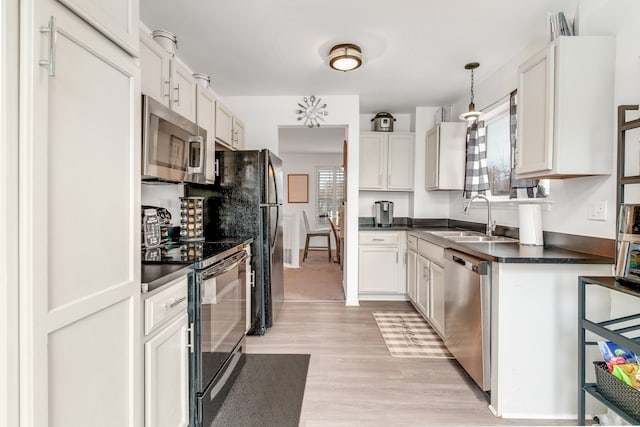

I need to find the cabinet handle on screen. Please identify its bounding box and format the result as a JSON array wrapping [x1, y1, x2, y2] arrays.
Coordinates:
[[513, 148, 518, 167], [250, 270, 256, 288], [39, 16, 56, 77], [163, 296, 186, 310], [396, 252, 398, 264], [372, 238, 384, 241], [173, 83, 180, 106], [214, 158, 219, 177], [187, 322, 194, 353]]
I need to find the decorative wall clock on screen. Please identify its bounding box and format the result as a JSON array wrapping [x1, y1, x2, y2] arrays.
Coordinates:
[[296, 95, 328, 128]]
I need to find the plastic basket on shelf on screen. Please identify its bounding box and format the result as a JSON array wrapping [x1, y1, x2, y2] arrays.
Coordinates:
[[593, 361, 640, 422]]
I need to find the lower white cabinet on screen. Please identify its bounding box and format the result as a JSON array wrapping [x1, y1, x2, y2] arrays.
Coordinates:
[[407, 233, 446, 338], [143, 275, 190, 427], [359, 231, 406, 299]]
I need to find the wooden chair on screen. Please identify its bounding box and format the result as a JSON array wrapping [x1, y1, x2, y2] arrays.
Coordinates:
[[302, 210, 331, 262], [328, 217, 341, 265]]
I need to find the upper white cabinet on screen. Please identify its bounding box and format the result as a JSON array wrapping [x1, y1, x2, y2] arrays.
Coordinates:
[[195, 85, 217, 183], [140, 32, 196, 122], [25, 1, 141, 424], [425, 122, 467, 190], [516, 36, 615, 179], [215, 101, 234, 148], [360, 132, 415, 191], [232, 116, 246, 150], [57, 0, 139, 56]]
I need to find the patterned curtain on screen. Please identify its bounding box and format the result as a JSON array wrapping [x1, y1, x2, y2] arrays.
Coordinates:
[[463, 120, 489, 198], [509, 90, 539, 198]]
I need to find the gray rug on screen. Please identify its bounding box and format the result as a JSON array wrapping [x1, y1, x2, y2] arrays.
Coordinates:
[[211, 353, 310, 427]]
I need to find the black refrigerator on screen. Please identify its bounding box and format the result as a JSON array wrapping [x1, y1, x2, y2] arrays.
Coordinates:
[[185, 149, 284, 335]]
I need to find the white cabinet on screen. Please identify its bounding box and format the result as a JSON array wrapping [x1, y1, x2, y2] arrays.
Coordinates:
[[516, 36, 614, 179], [215, 101, 234, 147], [408, 233, 446, 338], [56, 0, 139, 56], [358, 231, 406, 299], [140, 32, 197, 122], [359, 132, 414, 191], [425, 122, 467, 190], [195, 85, 216, 183], [407, 235, 418, 302], [143, 275, 189, 427], [24, 1, 141, 424], [232, 116, 246, 150], [415, 254, 430, 317]]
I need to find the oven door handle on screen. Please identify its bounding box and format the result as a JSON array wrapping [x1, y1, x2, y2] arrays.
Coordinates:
[[201, 251, 248, 280]]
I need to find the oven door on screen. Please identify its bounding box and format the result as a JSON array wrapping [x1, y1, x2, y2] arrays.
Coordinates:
[[197, 249, 247, 390], [142, 95, 206, 183]]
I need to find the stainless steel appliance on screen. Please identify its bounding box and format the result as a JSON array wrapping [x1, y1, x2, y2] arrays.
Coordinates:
[[444, 249, 491, 391], [374, 200, 394, 227], [141, 240, 249, 426], [186, 149, 284, 335], [371, 112, 396, 132], [142, 95, 215, 184]]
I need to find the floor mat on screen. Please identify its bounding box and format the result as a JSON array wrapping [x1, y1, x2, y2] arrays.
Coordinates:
[[211, 353, 310, 427], [373, 311, 453, 359]]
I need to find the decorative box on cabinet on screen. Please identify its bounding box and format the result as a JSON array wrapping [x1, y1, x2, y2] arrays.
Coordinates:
[[359, 132, 415, 191], [516, 36, 615, 179], [425, 122, 467, 190], [358, 231, 406, 299], [143, 274, 190, 427]]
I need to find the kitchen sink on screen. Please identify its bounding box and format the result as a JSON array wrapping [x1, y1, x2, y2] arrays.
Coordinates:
[[426, 230, 518, 243]]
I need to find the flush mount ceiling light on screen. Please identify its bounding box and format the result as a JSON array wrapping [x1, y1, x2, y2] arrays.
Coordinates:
[[328, 43, 363, 72], [459, 62, 483, 123]]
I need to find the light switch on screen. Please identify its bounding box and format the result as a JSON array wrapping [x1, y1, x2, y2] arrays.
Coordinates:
[[587, 200, 607, 221]]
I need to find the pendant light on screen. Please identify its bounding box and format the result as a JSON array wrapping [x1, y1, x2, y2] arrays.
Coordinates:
[[459, 62, 483, 122]]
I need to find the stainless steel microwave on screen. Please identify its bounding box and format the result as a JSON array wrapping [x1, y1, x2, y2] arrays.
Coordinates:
[[142, 95, 214, 184]]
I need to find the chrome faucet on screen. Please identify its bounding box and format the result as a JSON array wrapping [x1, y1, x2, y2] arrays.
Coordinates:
[[464, 195, 496, 236]]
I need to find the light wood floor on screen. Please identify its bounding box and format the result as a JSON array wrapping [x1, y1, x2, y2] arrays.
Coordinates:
[[247, 301, 577, 427]]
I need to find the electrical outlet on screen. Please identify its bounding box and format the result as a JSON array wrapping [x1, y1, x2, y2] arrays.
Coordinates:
[[587, 200, 607, 221]]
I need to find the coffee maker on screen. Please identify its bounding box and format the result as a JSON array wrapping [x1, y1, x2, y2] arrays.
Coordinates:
[[374, 201, 394, 227]]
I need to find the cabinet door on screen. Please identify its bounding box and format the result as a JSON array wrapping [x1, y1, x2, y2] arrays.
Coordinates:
[[26, 2, 141, 425], [144, 313, 189, 427], [170, 59, 197, 122], [425, 126, 439, 189], [232, 117, 245, 150], [56, 0, 139, 56], [387, 133, 414, 190], [358, 246, 400, 293], [516, 44, 555, 175], [429, 262, 445, 337], [215, 102, 234, 147], [140, 33, 170, 106], [196, 86, 216, 182], [415, 255, 430, 318], [407, 249, 417, 303], [359, 133, 386, 190]]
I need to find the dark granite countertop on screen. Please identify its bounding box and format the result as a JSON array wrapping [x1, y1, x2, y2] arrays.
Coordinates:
[[359, 224, 614, 264], [141, 264, 193, 294]]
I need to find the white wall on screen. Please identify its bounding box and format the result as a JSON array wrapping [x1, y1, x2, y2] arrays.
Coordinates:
[[141, 182, 184, 224], [222, 95, 361, 305], [280, 152, 343, 248], [446, 0, 640, 239]]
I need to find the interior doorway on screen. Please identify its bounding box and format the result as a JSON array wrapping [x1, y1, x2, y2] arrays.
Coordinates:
[[278, 125, 347, 301]]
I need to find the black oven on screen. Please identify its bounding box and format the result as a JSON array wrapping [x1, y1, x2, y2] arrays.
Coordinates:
[[192, 247, 247, 426]]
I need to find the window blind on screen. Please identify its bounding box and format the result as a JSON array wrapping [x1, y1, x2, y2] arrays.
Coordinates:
[[316, 166, 344, 225]]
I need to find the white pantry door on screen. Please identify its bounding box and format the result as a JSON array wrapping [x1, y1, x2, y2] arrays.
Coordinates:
[[20, 1, 141, 426]]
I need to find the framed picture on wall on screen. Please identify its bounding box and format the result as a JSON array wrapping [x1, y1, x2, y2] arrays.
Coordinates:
[[288, 174, 308, 203]]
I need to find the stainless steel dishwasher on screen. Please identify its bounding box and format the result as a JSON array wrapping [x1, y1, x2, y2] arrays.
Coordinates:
[[443, 249, 491, 391]]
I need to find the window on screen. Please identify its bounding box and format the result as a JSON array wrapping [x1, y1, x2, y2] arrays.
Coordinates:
[[316, 166, 344, 225], [483, 101, 549, 199]]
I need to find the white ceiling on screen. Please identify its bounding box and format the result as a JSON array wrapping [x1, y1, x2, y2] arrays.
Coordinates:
[[140, 0, 577, 114]]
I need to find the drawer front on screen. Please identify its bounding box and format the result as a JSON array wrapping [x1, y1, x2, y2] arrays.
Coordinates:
[[407, 234, 418, 251], [145, 274, 189, 335], [418, 239, 445, 265], [360, 231, 400, 246]]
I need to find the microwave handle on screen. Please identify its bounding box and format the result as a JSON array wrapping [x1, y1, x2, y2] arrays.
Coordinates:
[[187, 135, 204, 175]]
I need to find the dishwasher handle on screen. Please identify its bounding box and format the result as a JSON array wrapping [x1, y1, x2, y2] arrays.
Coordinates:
[[444, 249, 489, 275]]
